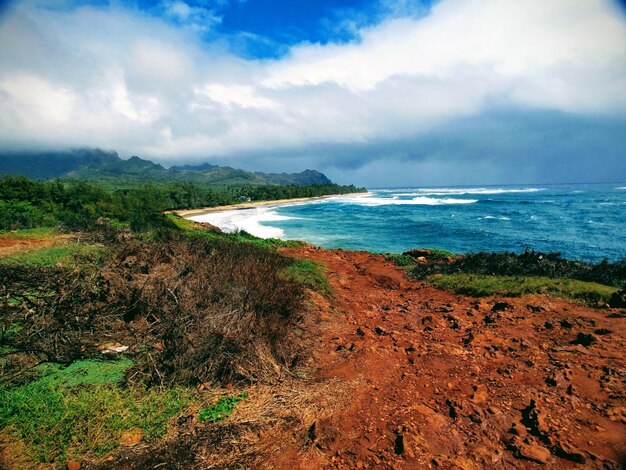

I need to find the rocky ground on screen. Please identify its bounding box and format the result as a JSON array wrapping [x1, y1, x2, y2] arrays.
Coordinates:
[[277, 245, 626, 469], [3, 238, 624, 469]]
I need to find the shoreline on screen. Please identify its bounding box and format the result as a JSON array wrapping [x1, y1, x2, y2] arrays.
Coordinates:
[[171, 192, 371, 218]]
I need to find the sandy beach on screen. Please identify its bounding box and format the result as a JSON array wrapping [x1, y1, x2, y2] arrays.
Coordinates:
[[172, 192, 370, 218]]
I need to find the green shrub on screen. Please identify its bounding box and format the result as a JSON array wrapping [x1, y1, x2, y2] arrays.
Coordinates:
[[385, 253, 417, 267], [412, 249, 626, 287], [0, 200, 52, 230]]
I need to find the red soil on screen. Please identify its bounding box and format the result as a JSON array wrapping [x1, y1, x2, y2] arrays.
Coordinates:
[[0, 235, 74, 257], [279, 245, 626, 469]]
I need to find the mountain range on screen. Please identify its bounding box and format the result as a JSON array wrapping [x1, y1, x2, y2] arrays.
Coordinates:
[[0, 149, 333, 186]]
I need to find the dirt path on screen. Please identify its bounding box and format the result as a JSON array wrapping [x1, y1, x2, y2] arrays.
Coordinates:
[[280, 246, 626, 469]]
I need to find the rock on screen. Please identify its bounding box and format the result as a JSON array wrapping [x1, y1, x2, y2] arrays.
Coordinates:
[[470, 384, 489, 404], [403, 248, 432, 258], [120, 428, 143, 446], [445, 399, 460, 420], [608, 288, 626, 308], [527, 304, 546, 313], [374, 326, 387, 335], [570, 332, 596, 347], [491, 302, 511, 313], [98, 342, 129, 354], [607, 406, 626, 424], [594, 328, 612, 335], [519, 443, 551, 464], [552, 442, 586, 464], [559, 319, 573, 329], [521, 400, 550, 444], [394, 433, 404, 455]]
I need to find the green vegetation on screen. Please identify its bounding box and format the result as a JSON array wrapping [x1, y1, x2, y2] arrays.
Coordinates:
[[0, 165, 349, 467], [0, 243, 106, 267], [426, 274, 618, 305], [0, 175, 364, 231], [0, 359, 193, 464], [410, 248, 626, 288], [0, 227, 57, 239], [197, 392, 249, 423], [422, 248, 455, 261], [385, 253, 418, 267], [284, 259, 332, 297], [386, 248, 455, 267], [168, 214, 305, 249]]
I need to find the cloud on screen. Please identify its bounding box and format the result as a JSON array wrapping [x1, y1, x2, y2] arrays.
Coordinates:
[[160, 1, 222, 32], [0, 0, 625, 184]]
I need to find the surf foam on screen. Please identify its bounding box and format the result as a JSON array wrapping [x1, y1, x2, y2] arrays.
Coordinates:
[[190, 208, 291, 239]]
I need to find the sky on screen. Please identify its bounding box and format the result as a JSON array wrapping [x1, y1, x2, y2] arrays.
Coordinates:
[[0, 0, 625, 186]]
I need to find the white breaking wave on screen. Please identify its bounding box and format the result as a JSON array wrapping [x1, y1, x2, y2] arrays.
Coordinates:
[[616, 186, 626, 190], [389, 187, 545, 196], [480, 215, 511, 220], [190, 208, 292, 239], [332, 195, 478, 205]]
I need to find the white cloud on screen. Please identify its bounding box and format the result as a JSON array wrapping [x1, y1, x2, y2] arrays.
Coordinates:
[[0, 0, 624, 166]]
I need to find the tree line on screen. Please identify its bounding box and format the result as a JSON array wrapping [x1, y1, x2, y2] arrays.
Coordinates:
[[0, 176, 365, 231]]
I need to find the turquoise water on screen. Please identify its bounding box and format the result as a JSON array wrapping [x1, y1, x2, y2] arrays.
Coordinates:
[[267, 184, 626, 261]]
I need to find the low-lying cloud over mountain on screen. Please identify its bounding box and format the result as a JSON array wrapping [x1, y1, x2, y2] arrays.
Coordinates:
[[0, 0, 625, 185]]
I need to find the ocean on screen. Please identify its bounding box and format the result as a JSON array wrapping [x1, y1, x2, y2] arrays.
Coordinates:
[[190, 183, 626, 262]]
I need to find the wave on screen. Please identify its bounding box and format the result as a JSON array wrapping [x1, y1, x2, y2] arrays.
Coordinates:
[[480, 215, 511, 220], [332, 195, 478, 206], [616, 186, 626, 190], [190, 208, 292, 239], [389, 188, 545, 196]]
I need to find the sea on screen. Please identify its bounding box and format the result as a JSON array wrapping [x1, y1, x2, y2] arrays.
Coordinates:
[[190, 183, 626, 262]]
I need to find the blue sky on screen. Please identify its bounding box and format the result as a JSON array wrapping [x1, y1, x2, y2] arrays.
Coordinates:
[[0, 0, 625, 185]]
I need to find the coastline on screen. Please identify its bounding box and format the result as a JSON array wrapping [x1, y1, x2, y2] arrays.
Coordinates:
[[171, 192, 371, 218]]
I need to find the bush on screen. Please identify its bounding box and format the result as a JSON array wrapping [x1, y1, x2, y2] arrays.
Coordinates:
[[1, 234, 310, 386], [0, 200, 50, 230], [112, 235, 308, 385], [411, 248, 626, 288]]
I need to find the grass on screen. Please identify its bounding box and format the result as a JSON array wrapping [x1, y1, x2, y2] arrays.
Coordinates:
[[0, 227, 58, 240], [284, 259, 332, 297], [0, 358, 194, 465], [426, 274, 618, 305], [197, 392, 248, 423], [0, 243, 106, 267]]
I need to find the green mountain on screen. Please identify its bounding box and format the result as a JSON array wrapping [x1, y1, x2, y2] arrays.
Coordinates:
[[0, 149, 333, 186]]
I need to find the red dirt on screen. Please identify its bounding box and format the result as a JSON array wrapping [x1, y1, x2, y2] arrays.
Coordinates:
[[278, 246, 626, 469], [0, 235, 75, 257]]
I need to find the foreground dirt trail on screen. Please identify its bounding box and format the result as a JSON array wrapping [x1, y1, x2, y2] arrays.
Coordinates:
[[280, 246, 626, 469]]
